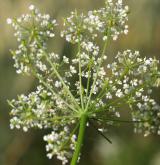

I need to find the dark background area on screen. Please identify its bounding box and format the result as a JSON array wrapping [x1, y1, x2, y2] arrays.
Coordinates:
[[0, 0, 160, 164]]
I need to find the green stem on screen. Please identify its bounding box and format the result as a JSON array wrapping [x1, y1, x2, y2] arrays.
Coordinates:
[[86, 58, 92, 99], [92, 83, 146, 114], [44, 53, 80, 109], [78, 40, 84, 109], [33, 71, 77, 112], [71, 114, 87, 165], [85, 40, 108, 111], [95, 68, 129, 102]]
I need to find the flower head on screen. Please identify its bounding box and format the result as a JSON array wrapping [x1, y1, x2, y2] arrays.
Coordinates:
[[7, 0, 160, 164]]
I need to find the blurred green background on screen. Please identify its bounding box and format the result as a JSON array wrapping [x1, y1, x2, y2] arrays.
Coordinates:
[[0, 0, 160, 165]]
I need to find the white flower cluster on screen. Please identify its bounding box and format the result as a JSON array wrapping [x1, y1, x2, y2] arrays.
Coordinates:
[[9, 85, 73, 131], [43, 128, 76, 164], [8, 84, 77, 163], [100, 50, 160, 136], [61, 0, 129, 43], [7, 5, 57, 74], [7, 1, 160, 164]]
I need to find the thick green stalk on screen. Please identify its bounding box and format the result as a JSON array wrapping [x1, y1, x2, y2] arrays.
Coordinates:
[[71, 114, 87, 165]]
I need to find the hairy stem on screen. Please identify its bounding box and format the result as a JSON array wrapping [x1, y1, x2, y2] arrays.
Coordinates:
[[71, 114, 87, 165]]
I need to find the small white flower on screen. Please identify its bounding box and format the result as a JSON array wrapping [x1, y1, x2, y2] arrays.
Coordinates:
[[115, 112, 120, 118], [113, 35, 118, 41], [116, 89, 123, 97], [47, 153, 53, 159], [23, 126, 28, 132], [63, 56, 69, 64], [6, 18, 12, 24], [124, 29, 128, 35], [98, 128, 104, 132], [103, 36, 108, 41], [70, 65, 77, 74], [29, 4, 35, 10], [55, 81, 62, 88], [49, 33, 55, 38]]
